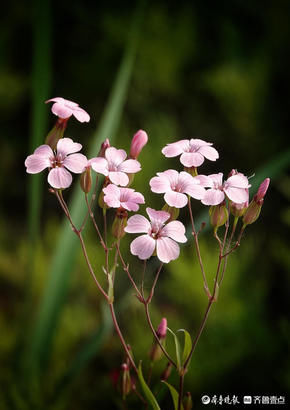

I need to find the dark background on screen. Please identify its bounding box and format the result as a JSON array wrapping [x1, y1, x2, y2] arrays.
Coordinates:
[[0, 1, 289, 409]]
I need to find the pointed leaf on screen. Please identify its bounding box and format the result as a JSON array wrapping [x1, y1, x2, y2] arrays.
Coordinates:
[[167, 327, 182, 371], [138, 362, 161, 410], [162, 381, 184, 410], [178, 329, 192, 365]]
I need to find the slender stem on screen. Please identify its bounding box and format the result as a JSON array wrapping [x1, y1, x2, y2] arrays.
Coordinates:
[[109, 303, 137, 373], [188, 199, 211, 298], [116, 243, 143, 300], [146, 263, 163, 304], [144, 303, 177, 368], [178, 374, 185, 410], [141, 260, 146, 299], [85, 194, 107, 249]]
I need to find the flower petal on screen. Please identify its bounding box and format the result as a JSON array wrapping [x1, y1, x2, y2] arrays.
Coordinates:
[[105, 147, 127, 166], [51, 102, 73, 119], [180, 152, 204, 167], [118, 159, 141, 173], [161, 140, 189, 157], [48, 167, 72, 189], [90, 157, 109, 175], [226, 174, 250, 189], [34, 144, 54, 158], [146, 208, 170, 225], [125, 214, 151, 233], [109, 171, 129, 186], [25, 154, 51, 174], [224, 187, 249, 204], [63, 153, 87, 173], [202, 189, 225, 206], [72, 107, 90, 123], [183, 183, 205, 200], [164, 191, 188, 208], [198, 145, 219, 161], [156, 237, 180, 263], [57, 138, 82, 156], [130, 235, 155, 260], [149, 175, 171, 193], [103, 184, 120, 208], [161, 221, 187, 243]]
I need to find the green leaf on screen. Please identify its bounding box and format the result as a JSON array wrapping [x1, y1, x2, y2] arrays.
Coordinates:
[[25, 3, 143, 376], [162, 381, 184, 410], [107, 273, 114, 303], [137, 363, 161, 410], [167, 327, 182, 371], [178, 329, 192, 365]]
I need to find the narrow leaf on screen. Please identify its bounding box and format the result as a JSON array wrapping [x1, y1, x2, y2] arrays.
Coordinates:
[[138, 363, 161, 410], [162, 381, 184, 410], [167, 327, 182, 371], [178, 329, 192, 365]]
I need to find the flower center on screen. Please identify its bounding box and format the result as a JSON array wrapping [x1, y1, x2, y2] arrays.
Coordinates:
[[50, 153, 64, 168]]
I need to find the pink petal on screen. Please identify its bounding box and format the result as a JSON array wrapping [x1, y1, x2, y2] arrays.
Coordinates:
[[226, 174, 250, 189], [51, 102, 73, 119], [180, 152, 204, 167], [149, 175, 171, 193], [164, 191, 188, 208], [90, 157, 109, 176], [201, 189, 225, 206], [129, 191, 145, 204], [125, 215, 151, 233], [161, 140, 189, 157], [46, 97, 66, 104], [109, 171, 129, 186], [34, 144, 54, 158], [224, 187, 249, 204], [161, 169, 179, 186], [25, 154, 51, 174], [72, 107, 90, 123], [193, 175, 212, 187], [208, 173, 223, 187], [183, 183, 205, 200], [57, 138, 82, 156], [121, 201, 140, 211], [146, 208, 170, 225], [156, 237, 180, 263], [198, 145, 219, 161], [63, 153, 87, 173], [103, 184, 120, 198], [161, 221, 187, 243], [130, 235, 156, 260], [48, 167, 72, 189], [105, 147, 127, 166], [189, 138, 211, 147], [118, 159, 141, 173]]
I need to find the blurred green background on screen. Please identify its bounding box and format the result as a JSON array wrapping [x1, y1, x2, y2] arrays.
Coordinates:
[[1, 1, 289, 409]]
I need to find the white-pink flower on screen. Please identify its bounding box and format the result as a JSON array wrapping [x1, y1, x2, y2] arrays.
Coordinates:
[[124, 207, 187, 263], [103, 184, 145, 211], [162, 138, 219, 167], [150, 169, 206, 208], [201, 172, 251, 206], [25, 138, 87, 189], [90, 147, 141, 186], [46, 97, 90, 123]]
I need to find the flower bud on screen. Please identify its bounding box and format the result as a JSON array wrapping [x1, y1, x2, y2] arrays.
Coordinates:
[[112, 209, 128, 239], [255, 178, 270, 201], [121, 363, 131, 398], [183, 392, 193, 410], [97, 138, 110, 158], [229, 200, 248, 218], [209, 202, 229, 229], [129, 130, 148, 159], [45, 117, 69, 149], [149, 318, 167, 362], [80, 166, 92, 193], [157, 318, 167, 339], [228, 168, 238, 178], [160, 362, 172, 382], [243, 178, 270, 226]]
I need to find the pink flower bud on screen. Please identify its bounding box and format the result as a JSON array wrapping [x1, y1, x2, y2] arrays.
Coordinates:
[[255, 178, 270, 201], [121, 363, 131, 398], [230, 200, 248, 218], [160, 362, 173, 382], [242, 200, 261, 225], [157, 317, 167, 340], [45, 118, 69, 149], [228, 169, 238, 177], [112, 209, 128, 239], [97, 138, 110, 157], [130, 130, 148, 159], [80, 166, 92, 193], [209, 202, 229, 229]]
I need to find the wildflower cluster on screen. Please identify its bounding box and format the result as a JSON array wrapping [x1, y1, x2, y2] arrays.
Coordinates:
[[25, 97, 270, 409]]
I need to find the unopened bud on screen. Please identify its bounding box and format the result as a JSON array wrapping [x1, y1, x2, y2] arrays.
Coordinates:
[[157, 318, 167, 340], [80, 166, 92, 193], [112, 209, 128, 239], [230, 200, 248, 218], [121, 363, 131, 398], [209, 202, 229, 229], [243, 178, 270, 226], [45, 118, 68, 149], [228, 169, 238, 178], [130, 130, 148, 159], [149, 318, 167, 362], [183, 392, 193, 410], [255, 178, 270, 201], [160, 362, 172, 382], [97, 138, 110, 157]]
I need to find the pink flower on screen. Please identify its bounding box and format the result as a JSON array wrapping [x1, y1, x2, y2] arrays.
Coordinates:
[[90, 147, 141, 186], [130, 130, 148, 159], [25, 137, 87, 189], [162, 138, 219, 167], [103, 184, 145, 211], [46, 97, 90, 122], [201, 172, 251, 206], [124, 207, 187, 263], [150, 169, 206, 208]]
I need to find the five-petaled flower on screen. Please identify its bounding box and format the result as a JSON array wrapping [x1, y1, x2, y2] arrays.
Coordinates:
[[201, 172, 251, 206], [150, 169, 206, 208], [103, 184, 145, 211], [46, 97, 90, 123], [162, 138, 219, 167], [91, 147, 141, 186], [124, 207, 187, 263], [25, 138, 87, 189]]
